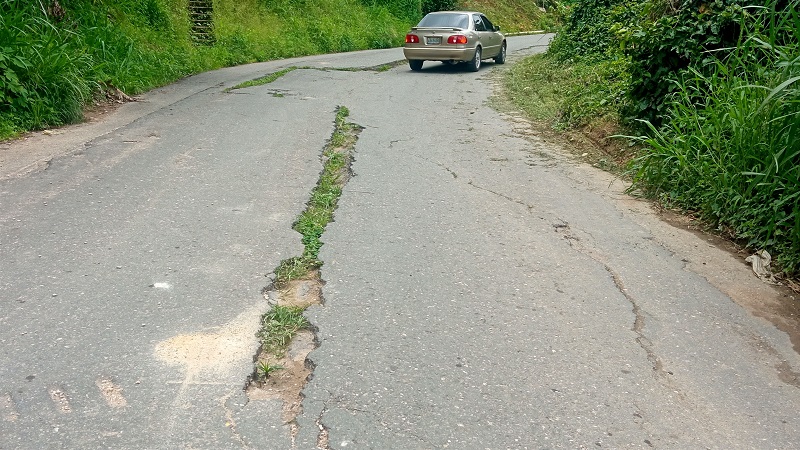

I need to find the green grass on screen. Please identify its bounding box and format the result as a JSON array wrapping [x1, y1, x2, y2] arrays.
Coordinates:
[[273, 106, 360, 284], [0, 0, 411, 140], [257, 306, 309, 355], [2, 0, 563, 141], [627, 32, 800, 274], [229, 63, 405, 94], [256, 361, 284, 380], [228, 67, 298, 91], [459, 0, 563, 32], [504, 0, 799, 275], [504, 52, 629, 129]]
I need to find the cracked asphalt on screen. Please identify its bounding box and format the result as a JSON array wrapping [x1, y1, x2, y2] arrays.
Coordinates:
[[2, 34, 800, 448]]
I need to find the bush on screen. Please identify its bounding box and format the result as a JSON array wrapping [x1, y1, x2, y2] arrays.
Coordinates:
[[0, 0, 94, 130], [0, 0, 413, 139], [548, 0, 643, 62], [630, 0, 800, 273], [623, 0, 752, 125], [358, 0, 422, 20]]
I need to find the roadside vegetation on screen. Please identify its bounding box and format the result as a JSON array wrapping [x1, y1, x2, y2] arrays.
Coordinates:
[[506, 0, 800, 277], [0, 0, 559, 141]]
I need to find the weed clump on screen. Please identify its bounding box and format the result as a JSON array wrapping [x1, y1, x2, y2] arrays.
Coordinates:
[[257, 306, 309, 355]]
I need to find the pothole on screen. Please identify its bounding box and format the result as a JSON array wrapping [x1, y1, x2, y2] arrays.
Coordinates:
[[247, 274, 323, 424]]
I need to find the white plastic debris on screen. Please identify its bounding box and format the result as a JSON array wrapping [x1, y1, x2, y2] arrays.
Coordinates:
[[745, 250, 781, 285]]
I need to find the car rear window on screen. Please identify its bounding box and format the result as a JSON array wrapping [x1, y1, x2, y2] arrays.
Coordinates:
[[417, 13, 470, 29]]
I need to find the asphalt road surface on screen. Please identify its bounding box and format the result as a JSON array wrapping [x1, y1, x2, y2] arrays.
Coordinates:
[[2, 34, 800, 449]]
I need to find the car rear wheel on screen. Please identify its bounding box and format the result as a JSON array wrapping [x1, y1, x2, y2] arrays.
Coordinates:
[[495, 41, 507, 64], [409, 60, 423, 71], [467, 46, 481, 72]]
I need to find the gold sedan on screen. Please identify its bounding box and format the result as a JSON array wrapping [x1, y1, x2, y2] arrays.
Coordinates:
[[403, 11, 507, 72]]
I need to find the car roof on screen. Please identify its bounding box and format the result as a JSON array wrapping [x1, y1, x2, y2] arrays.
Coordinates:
[[426, 11, 483, 15]]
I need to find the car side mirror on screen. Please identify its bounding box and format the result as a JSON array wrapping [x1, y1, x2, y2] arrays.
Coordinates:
[[495, 26, 501, 32]]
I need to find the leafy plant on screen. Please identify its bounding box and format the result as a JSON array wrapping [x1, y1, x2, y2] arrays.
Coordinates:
[[422, 0, 457, 14], [358, 0, 422, 20], [548, 0, 643, 62], [0, 0, 414, 140], [136, 0, 170, 30], [623, 0, 752, 125], [460, 0, 563, 32], [256, 361, 285, 380], [0, 0, 95, 131]]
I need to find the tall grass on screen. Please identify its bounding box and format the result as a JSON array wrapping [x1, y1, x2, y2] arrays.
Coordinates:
[[630, 1, 800, 273], [0, 1, 95, 132]]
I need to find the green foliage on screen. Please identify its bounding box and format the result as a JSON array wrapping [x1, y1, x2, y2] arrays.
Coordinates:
[[507, 0, 632, 128], [274, 256, 319, 283], [0, 0, 412, 140], [135, 0, 170, 30], [294, 107, 355, 261], [273, 106, 358, 283], [624, 0, 752, 125], [548, 0, 643, 62], [515, 0, 800, 273], [0, 0, 95, 131], [229, 67, 298, 90], [256, 361, 284, 380], [422, 0, 457, 14], [629, 1, 800, 273], [358, 0, 422, 20], [460, 0, 563, 32]]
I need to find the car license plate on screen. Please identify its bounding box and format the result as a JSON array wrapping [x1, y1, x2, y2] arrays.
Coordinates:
[[426, 37, 441, 45]]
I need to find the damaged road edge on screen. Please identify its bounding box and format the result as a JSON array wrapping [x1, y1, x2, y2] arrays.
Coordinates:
[[245, 106, 362, 444]]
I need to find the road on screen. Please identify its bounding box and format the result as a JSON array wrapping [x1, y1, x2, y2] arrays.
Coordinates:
[[1, 34, 799, 449]]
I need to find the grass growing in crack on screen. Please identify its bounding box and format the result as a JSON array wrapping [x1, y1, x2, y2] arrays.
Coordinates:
[[256, 361, 285, 381], [297, 60, 407, 73], [258, 306, 309, 355], [256, 106, 360, 379], [272, 106, 360, 285], [228, 67, 298, 91]]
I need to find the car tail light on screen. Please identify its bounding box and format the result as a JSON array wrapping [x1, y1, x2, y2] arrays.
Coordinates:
[[447, 35, 468, 44], [405, 34, 419, 44]]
